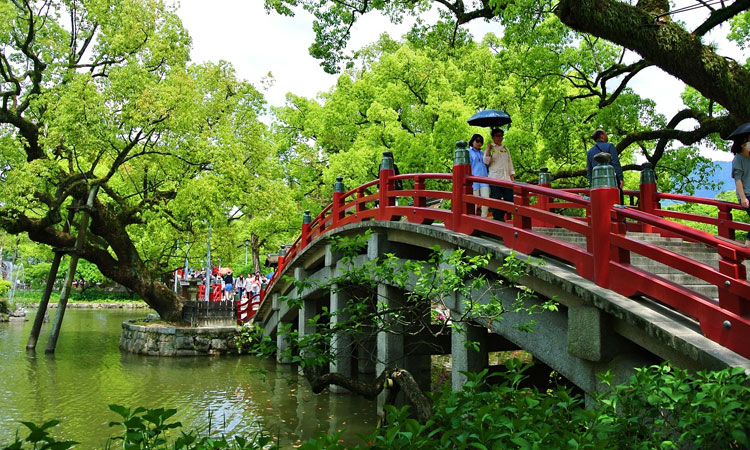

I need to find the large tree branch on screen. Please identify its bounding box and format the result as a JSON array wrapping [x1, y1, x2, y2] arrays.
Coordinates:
[[556, 0, 750, 123], [692, 0, 750, 37], [305, 366, 434, 423], [433, 0, 495, 24], [17, 0, 47, 115]]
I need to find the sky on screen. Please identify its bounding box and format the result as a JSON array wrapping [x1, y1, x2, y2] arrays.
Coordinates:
[[175, 0, 747, 161]]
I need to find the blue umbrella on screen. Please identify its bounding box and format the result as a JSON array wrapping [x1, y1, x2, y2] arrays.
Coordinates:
[[728, 122, 750, 140], [467, 109, 512, 128]]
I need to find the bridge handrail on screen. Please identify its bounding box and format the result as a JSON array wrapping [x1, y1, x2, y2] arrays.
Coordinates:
[[259, 155, 750, 359], [616, 207, 750, 255]]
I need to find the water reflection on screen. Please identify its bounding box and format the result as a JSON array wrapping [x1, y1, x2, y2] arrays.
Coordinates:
[[0, 309, 375, 448]]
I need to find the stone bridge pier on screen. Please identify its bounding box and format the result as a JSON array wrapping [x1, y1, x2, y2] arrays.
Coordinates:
[[257, 222, 750, 414]]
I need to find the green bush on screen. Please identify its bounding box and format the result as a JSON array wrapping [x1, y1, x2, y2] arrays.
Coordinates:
[[2, 404, 276, 450], [7, 288, 142, 305], [0, 279, 10, 296], [353, 362, 750, 450]]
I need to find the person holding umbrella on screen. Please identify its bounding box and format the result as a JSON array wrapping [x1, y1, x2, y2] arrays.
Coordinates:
[[730, 124, 750, 245], [484, 128, 515, 221], [467, 109, 513, 218], [468, 133, 490, 217]]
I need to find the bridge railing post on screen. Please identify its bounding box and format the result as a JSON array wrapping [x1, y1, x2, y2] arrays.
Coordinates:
[[414, 175, 426, 208], [379, 151, 396, 221], [332, 177, 345, 228], [276, 245, 286, 277], [590, 153, 620, 288], [534, 167, 552, 228], [512, 183, 532, 230], [638, 162, 657, 234], [356, 187, 366, 213], [451, 141, 472, 233], [301, 210, 312, 247], [717, 205, 734, 240], [718, 249, 750, 316]]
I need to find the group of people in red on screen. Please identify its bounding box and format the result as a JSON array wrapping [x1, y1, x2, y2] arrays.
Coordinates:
[[175, 266, 268, 302]]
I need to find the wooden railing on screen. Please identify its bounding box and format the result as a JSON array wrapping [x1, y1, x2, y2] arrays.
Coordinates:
[[258, 150, 750, 358], [236, 293, 262, 325]]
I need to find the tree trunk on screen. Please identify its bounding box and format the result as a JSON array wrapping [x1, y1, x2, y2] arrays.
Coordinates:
[[10, 196, 187, 323], [304, 366, 434, 424]]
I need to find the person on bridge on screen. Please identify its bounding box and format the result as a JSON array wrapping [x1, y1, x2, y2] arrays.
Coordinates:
[[223, 271, 234, 301], [469, 133, 490, 217], [731, 135, 750, 245], [236, 274, 245, 300], [381, 151, 403, 191], [586, 129, 624, 203], [244, 273, 253, 298], [484, 128, 515, 221]]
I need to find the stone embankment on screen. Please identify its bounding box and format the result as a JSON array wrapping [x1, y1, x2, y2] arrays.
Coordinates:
[[120, 319, 240, 356]]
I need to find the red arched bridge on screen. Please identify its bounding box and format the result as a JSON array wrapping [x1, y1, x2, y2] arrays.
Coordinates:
[[249, 145, 750, 397]]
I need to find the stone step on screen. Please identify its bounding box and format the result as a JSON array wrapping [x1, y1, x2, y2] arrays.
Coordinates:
[[532, 227, 730, 300], [633, 261, 716, 274], [631, 253, 719, 264], [534, 228, 717, 255], [657, 273, 716, 285]]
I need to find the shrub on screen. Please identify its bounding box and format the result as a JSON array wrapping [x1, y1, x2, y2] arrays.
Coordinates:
[[0, 279, 10, 296], [2, 404, 276, 450], [358, 361, 750, 449]]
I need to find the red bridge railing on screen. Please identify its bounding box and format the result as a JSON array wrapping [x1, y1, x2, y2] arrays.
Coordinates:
[[258, 150, 750, 359]]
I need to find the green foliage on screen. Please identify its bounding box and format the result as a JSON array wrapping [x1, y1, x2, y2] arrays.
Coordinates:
[[661, 191, 749, 240], [0, 280, 10, 296], [7, 289, 141, 306], [2, 405, 275, 450], [272, 31, 721, 210], [348, 362, 750, 449], [2, 420, 78, 450], [234, 324, 276, 357], [595, 364, 750, 449], [0, 0, 301, 315]]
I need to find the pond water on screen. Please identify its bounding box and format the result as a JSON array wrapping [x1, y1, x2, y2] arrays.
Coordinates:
[[0, 308, 376, 448]]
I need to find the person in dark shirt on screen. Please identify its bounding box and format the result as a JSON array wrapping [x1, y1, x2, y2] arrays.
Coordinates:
[[586, 129, 624, 203], [223, 271, 234, 301], [376, 151, 403, 190]]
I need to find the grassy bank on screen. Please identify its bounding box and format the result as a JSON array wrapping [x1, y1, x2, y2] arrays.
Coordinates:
[[2, 288, 143, 307]]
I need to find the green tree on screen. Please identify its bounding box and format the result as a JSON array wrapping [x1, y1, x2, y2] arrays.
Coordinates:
[[273, 35, 715, 199], [267, 0, 748, 190], [0, 0, 289, 320]]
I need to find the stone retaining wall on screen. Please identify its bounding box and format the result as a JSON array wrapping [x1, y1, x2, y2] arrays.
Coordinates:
[[120, 319, 240, 356]]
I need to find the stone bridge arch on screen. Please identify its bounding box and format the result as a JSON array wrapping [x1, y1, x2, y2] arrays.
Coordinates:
[[256, 221, 750, 408]]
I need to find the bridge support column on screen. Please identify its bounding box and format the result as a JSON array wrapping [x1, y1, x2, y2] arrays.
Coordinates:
[[452, 323, 489, 391], [376, 283, 404, 416], [296, 267, 318, 368], [376, 283, 431, 415], [276, 322, 293, 364], [568, 305, 612, 362], [357, 337, 377, 374], [330, 283, 353, 393], [368, 231, 395, 260]]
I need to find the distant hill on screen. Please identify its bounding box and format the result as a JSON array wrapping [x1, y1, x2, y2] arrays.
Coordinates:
[[693, 160, 732, 200]]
